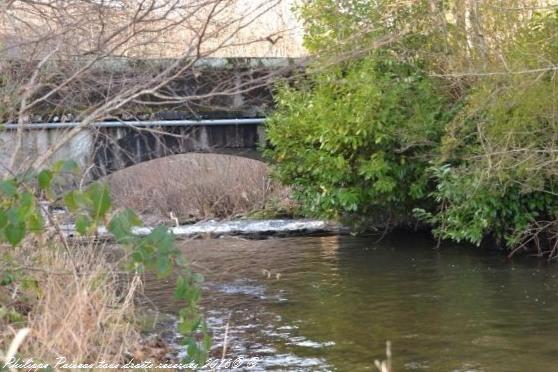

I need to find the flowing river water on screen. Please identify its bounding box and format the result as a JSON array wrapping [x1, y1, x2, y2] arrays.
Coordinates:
[[143, 233, 558, 371]]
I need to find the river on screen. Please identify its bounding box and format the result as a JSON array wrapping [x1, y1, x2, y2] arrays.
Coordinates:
[[144, 233, 558, 371]]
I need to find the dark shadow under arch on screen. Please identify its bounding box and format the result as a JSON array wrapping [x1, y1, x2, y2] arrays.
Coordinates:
[[90, 124, 265, 179]]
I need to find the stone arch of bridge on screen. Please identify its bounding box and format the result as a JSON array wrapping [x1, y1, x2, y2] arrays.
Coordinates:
[[90, 124, 266, 179]]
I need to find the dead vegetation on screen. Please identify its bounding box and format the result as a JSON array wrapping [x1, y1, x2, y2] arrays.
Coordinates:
[[0, 241, 155, 367], [0, 0, 304, 59], [107, 153, 292, 223]]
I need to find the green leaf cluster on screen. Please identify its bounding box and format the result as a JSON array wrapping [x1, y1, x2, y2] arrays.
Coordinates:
[[427, 9, 558, 248], [266, 56, 451, 225], [267, 1, 558, 252]]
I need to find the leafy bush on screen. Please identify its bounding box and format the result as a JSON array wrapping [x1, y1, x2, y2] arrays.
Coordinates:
[[265, 56, 452, 226], [415, 166, 558, 248], [267, 1, 558, 254], [421, 10, 558, 250]]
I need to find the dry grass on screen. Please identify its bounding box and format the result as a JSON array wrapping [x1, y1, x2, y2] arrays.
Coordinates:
[[107, 153, 289, 223], [0, 242, 144, 367]]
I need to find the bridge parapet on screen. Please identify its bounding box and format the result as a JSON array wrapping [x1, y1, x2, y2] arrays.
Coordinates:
[[2, 57, 299, 123]]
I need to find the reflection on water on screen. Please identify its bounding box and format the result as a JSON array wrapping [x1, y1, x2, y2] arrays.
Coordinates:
[[143, 234, 558, 371]]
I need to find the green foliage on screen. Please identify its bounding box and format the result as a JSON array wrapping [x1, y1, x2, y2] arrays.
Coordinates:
[[0, 160, 209, 363], [426, 10, 558, 248], [63, 183, 112, 234], [269, 1, 558, 253], [415, 166, 558, 247], [0, 177, 45, 246], [266, 56, 451, 225], [296, 0, 435, 57], [108, 221, 210, 362], [267, 0, 454, 227]]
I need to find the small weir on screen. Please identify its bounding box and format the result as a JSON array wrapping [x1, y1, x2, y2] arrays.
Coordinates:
[[62, 219, 345, 239]]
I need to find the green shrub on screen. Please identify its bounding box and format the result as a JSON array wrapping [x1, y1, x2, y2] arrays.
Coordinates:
[[265, 56, 452, 227], [418, 10, 558, 249], [415, 165, 558, 248], [267, 1, 558, 254]]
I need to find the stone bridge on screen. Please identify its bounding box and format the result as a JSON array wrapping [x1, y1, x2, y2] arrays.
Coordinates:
[[0, 58, 298, 178], [0, 118, 266, 179]]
